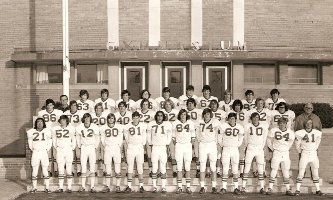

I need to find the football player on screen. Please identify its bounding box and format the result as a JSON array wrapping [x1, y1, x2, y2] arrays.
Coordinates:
[[95, 89, 116, 113], [135, 89, 158, 111], [178, 85, 198, 109], [55, 95, 70, 112], [196, 108, 220, 194], [156, 87, 179, 110], [241, 90, 256, 111], [219, 90, 234, 112], [52, 115, 76, 193], [218, 113, 244, 195], [294, 119, 323, 196], [147, 111, 172, 193], [76, 90, 95, 113], [100, 113, 124, 193], [265, 89, 286, 110], [76, 113, 100, 193], [115, 90, 136, 112], [172, 109, 196, 194], [266, 117, 295, 196], [123, 111, 147, 193], [270, 102, 295, 130], [27, 118, 52, 193], [197, 85, 218, 109]]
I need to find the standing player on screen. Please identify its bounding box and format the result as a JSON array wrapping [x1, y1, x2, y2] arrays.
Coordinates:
[[270, 102, 295, 130], [27, 118, 52, 193], [218, 113, 244, 195], [241, 112, 268, 194], [38, 98, 63, 176], [76, 90, 95, 113], [156, 87, 179, 110], [147, 111, 173, 193], [172, 109, 196, 194], [55, 95, 70, 112], [294, 119, 323, 196], [100, 113, 124, 193], [123, 111, 147, 193], [178, 85, 198, 109], [135, 89, 158, 111], [95, 89, 116, 113], [52, 115, 76, 193], [197, 85, 218, 109], [265, 89, 286, 110], [196, 108, 220, 194], [76, 113, 100, 193], [241, 90, 256, 111], [116, 90, 136, 112], [266, 117, 295, 195], [219, 90, 234, 112]]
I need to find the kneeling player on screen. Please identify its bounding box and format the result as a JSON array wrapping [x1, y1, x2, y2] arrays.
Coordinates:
[[172, 109, 196, 194], [219, 113, 244, 195], [76, 113, 100, 193], [52, 115, 76, 193], [241, 112, 268, 194], [294, 119, 324, 196], [100, 113, 124, 193], [147, 111, 172, 193], [196, 108, 220, 194], [124, 111, 147, 193], [27, 118, 52, 193], [266, 117, 295, 195]]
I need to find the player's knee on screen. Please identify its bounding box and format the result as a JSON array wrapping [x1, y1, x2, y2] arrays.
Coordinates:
[[210, 162, 216, 172], [176, 162, 183, 172], [184, 162, 191, 172]]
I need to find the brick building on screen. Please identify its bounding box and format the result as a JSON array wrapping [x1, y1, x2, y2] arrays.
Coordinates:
[[1, 0, 333, 178]]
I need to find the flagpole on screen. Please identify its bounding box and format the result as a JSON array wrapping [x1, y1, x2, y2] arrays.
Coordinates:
[[63, 0, 70, 100]]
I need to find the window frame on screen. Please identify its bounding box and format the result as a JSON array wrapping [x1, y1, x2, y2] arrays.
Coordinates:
[[243, 63, 279, 85], [287, 63, 321, 85]]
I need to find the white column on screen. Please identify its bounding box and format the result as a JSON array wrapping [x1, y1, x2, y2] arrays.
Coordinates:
[[233, 0, 244, 47], [191, 0, 202, 47], [149, 0, 160, 46], [108, 0, 119, 48], [62, 0, 70, 99]]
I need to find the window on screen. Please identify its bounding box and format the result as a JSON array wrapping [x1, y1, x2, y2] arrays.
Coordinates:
[[76, 64, 108, 84], [288, 64, 318, 84], [36, 64, 62, 84], [244, 64, 276, 84]]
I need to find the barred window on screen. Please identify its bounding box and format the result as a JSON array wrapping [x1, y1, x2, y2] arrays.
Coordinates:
[[244, 64, 276, 84], [288, 64, 318, 84]]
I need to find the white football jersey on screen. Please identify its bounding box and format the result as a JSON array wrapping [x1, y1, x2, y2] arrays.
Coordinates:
[[186, 108, 202, 124], [268, 127, 295, 152], [91, 111, 109, 126], [135, 98, 158, 111], [52, 125, 76, 149], [178, 95, 198, 109], [219, 123, 244, 147], [100, 123, 124, 147], [147, 121, 172, 146], [76, 123, 100, 147], [212, 109, 227, 122], [114, 111, 132, 125], [241, 99, 256, 111], [161, 109, 179, 122], [172, 120, 196, 144], [38, 109, 63, 128], [95, 98, 116, 112], [27, 128, 52, 151], [270, 110, 295, 129], [265, 98, 286, 110], [155, 97, 179, 110], [63, 110, 84, 128], [123, 122, 147, 145], [219, 100, 234, 113], [76, 99, 95, 113], [115, 99, 136, 112], [244, 122, 269, 149], [227, 109, 250, 127], [197, 96, 218, 109], [248, 108, 272, 124], [295, 129, 322, 151], [196, 118, 220, 143]]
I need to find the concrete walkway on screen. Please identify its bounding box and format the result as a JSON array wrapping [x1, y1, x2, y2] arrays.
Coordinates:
[[0, 179, 27, 200]]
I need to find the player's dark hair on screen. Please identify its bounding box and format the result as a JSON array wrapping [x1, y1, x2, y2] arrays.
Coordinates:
[[45, 98, 55, 106], [154, 111, 167, 121], [275, 102, 289, 111], [224, 89, 231, 95], [255, 98, 264, 107], [208, 99, 219, 109], [79, 90, 89, 99], [107, 113, 116, 121], [202, 85, 211, 92], [227, 112, 237, 120], [58, 115, 70, 125], [140, 98, 150, 109], [250, 112, 260, 120], [270, 89, 280, 96], [245, 90, 254, 96], [94, 102, 104, 111], [232, 99, 243, 110], [118, 101, 128, 108], [163, 99, 175, 109], [277, 117, 288, 124], [162, 87, 171, 93], [81, 113, 93, 123], [60, 95, 68, 100], [34, 117, 46, 129], [186, 98, 197, 107], [132, 111, 140, 118], [202, 108, 213, 119], [140, 89, 151, 99], [303, 118, 313, 128], [101, 89, 109, 96], [177, 109, 190, 121], [186, 85, 194, 91], [121, 89, 131, 97]]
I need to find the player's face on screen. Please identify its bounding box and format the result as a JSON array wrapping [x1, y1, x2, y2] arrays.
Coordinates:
[[142, 101, 149, 110], [107, 116, 115, 124], [60, 96, 68, 106], [187, 102, 195, 110], [272, 92, 279, 100], [132, 116, 140, 124], [81, 94, 88, 101], [203, 112, 211, 121], [59, 118, 67, 127], [246, 93, 254, 101], [304, 104, 313, 114], [186, 89, 193, 97], [156, 113, 164, 123], [278, 121, 287, 130], [142, 91, 149, 99], [256, 100, 264, 110], [251, 115, 260, 125], [305, 120, 313, 130], [46, 103, 54, 112], [163, 92, 170, 99], [210, 102, 218, 111], [122, 93, 129, 101], [224, 93, 231, 101], [165, 102, 172, 111], [84, 116, 91, 125], [228, 116, 236, 126], [203, 89, 210, 98], [278, 105, 286, 114], [36, 119, 44, 130], [180, 111, 187, 122], [118, 104, 126, 112], [101, 92, 108, 100], [95, 106, 103, 115], [70, 103, 78, 112], [235, 104, 241, 112]]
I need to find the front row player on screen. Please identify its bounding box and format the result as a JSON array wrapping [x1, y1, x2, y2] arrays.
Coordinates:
[[241, 112, 268, 194], [124, 111, 147, 193], [76, 113, 100, 193], [266, 117, 295, 196], [173, 109, 196, 194], [28, 118, 52, 193], [52, 115, 76, 193], [100, 113, 124, 193], [294, 119, 324, 196]]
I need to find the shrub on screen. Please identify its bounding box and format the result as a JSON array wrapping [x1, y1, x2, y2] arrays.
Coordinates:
[[289, 103, 333, 128]]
